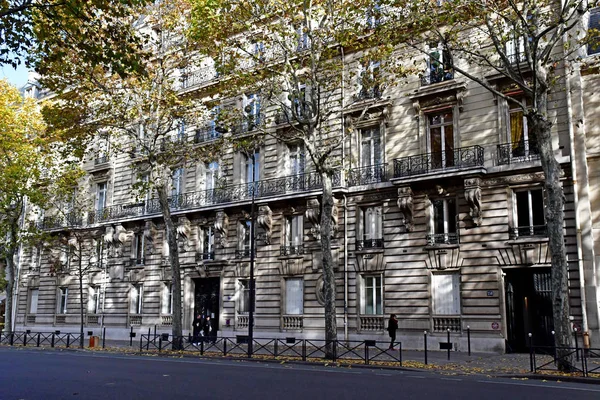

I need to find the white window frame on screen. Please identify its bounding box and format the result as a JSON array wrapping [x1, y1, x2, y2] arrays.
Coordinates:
[[130, 284, 143, 314], [237, 279, 250, 314], [360, 126, 382, 167], [202, 225, 215, 257], [96, 182, 107, 212], [244, 93, 261, 128], [285, 278, 304, 315], [426, 111, 454, 168], [243, 151, 260, 184], [239, 220, 252, 254], [361, 206, 383, 242], [431, 272, 461, 315], [88, 285, 100, 314], [287, 143, 305, 176], [134, 232, 145, 265], [29, 288, 39, 314], [171, 167, 184, 198], [514, 188, 545, 229], [162, 282, 173, 315], [425, 43, 452, 84], [431, 198, 457, 235], [360, 275, 383, 315], [57, 287, 69, 314], [285, 215, 304, 247]]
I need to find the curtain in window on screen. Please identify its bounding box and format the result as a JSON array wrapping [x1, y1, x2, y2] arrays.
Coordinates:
[[285, 278, 304, 315], [510, 109, 524, 150]]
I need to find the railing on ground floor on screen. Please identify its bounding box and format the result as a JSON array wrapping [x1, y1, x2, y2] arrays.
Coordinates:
[[0, 331, 83, 348]]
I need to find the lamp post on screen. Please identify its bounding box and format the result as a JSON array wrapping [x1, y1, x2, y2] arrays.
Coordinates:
[[248, 152, 256, 357]]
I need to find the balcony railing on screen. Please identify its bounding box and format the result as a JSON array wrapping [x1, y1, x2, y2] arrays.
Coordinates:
[[359, 315, 385, 331], [393, 145, 484, 178], [282, 315, 303, 330], [508, 225, 547, 240], [421, 69, 454, 86], [347, 164, 388, 186], [280, 245, 304, 256], [433, 316, 461, 332], [196, 252, 215, 261], [497, 140, 540, 165], [355, 86, 382, 101], [426, 232, 459, 246], [94, 156, 109, 165], [356, 238, 384, 251], [181, 66, 218, 89], [231, 116, 264, 135], [235, 248, 255, 259], [194, 126, 223, 143]]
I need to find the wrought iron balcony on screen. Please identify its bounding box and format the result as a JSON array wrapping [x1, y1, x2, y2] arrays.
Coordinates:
[[393, 145, 484, 178], [355, 86, 382, 101], [426, 233, 459, 246], [420, 69, 454, 86], [181, 66, 218, 89], [508, 225, 547, 240], [497, 140, 540, 165], [194, 126, 223, 143], [38, 213, 83, 230], [280, 245, 304, 256], [347, 164, 388, 186], [235, 248, 255, 259], [196, 252, 215, 261], [355, 238, 384, 251], [231, 116, 264, 135], [94, 156, 108, 165]]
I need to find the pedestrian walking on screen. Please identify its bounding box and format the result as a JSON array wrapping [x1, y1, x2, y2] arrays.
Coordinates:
[[192, 314, 203, 345], [203, 315, 212, 342], [387, 314, 398, 350]]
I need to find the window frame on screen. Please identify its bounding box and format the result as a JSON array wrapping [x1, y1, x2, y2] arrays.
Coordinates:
[[237, 279, 250, 315], [96, 181, 107, 212], [130, 284, 143, 315], [360, 126, 382, 167], [57, 286, 69, 315], [426, 111, 455, 169], [431, 272, 461, 316], [29, 288, 39, 315], [134, 232, 145, 265], [284, 278, 304, 315], [360, 274, 383, 315]]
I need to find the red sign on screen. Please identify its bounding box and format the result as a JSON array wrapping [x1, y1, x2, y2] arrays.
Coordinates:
[[491, 322, 500, 330]]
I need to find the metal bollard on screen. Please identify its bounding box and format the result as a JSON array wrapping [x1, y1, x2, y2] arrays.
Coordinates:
[[398, 342, 403, 366], [67, 334, 71, 348], [51, 333, 55, 348], [158, 337, 162, 351], [223, 339, 227, 355], [302, 340, 306, 361], [447, 329, 451, 361], [551, 331, 556, 361], [574, 328, 580, 361], [424, 331, 428, 365], [467, 326, 471, 356], [365, 343, 369, 365], [274, 340, 278, 357], [23, 332, 28, 347], [528, 333, 534, 372], [103, 327, 106, 349], [37, 333, 41, 347]]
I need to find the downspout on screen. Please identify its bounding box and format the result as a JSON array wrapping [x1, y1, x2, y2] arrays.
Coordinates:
[[564, 43, 589, 340], [340, 46, 349, 342]]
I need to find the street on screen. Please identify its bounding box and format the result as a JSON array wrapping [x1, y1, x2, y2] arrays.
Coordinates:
[[0, 347, 599, 400]]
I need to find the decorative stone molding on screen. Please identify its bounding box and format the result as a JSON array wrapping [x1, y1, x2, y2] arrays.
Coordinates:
[[483, 172, 546, 187], [305, 198, 338, 240], [497, 239, 550, 266], [315, 275, 326, 306], [214, 210, 229, 247], [354, 252, 385, 273], [234, 263, 250, 278], [464, 178, 482, 226], [424, 247, 462, 270], [278, 257, 304, 276], [256, 205, 273, 244], [177, 216, 193, 250], [332, 199, 339, 238], [397, 186, 414, 231], [144, 221, 158, 253]]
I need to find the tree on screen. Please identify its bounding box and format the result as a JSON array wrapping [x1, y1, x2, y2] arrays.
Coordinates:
[[40, 0, 219, 349], [0, 78, 64, 334], [1, 0, 148, 78], [383, 0, 598, 370], [188, 0, 410, 357]]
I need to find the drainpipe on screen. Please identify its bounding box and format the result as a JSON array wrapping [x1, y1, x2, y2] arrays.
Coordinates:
[[564, 47, 589, 342]]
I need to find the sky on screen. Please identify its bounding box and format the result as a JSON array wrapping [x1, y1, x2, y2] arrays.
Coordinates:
[[0, 61, 30, 89]]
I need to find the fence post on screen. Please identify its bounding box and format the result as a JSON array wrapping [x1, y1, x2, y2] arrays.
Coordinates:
[[10, 333, 14, 346], [424, 331, 428, 365], [223, 339, 227, 356], [129, 326, 133, 347], [102, 327, 106, 349], [140, 336, 143, 351], [574, 328, 580, 362], [23, 332, 27, 347], [200, 339, 204, 355], [51, 333, 55, 348], [447, 329, 451, 361], [551, 331, 556, 361], [302, 340, 306, 362], [67, 334, 71, 348], [159, 337, 163, 352], [364, 342, 369, 365], [37, 333, 41, 347], [528, 333, 534, 372], [274, 340, 278, 357], [398, 342, 402, 366], [467, 326, 471, 356]]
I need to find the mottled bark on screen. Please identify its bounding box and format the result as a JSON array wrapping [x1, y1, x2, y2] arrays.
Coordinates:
[[77, 247, 84, 349], [4, 253, 15, 334], [320, 172, 337, 359], [530, 92, 572, 371], [157, 183, 183, 349]]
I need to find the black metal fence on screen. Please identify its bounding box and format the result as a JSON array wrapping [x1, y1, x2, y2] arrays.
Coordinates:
[[529, 332, 600, 377], [0, 331, 82, 348]]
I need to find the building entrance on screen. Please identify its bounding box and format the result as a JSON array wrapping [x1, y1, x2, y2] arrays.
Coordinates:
[[504, 267, 554, 352], [194, 277, 220, 337]]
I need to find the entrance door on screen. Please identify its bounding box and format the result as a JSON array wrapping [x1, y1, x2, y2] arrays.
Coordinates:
[[194, 277, 220, 335], [504, 268, 554, 352]]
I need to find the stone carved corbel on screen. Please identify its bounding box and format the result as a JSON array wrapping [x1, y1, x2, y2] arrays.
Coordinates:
[[177, 216, 192, 249], [464, 178, 482, 226], [144, 220, 158, 253], [214, 210, 229, 247], [397, 186, 414, 231], [305, 198, 338, 240], [256, 205, 273, 244]]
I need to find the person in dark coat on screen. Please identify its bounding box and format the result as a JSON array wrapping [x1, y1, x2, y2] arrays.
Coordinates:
[[192, 314, 203, 345], [203, 315, 212, 342], [387, 314, 398, 350]]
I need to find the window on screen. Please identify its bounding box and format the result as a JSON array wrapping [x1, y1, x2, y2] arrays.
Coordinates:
[[287, 144, 305, 176], [171, 168, 184, 198], [432, 273, 461, 315], [201, 226, 215, 259], [162, 283, 173, 314], [431, 198, 458, 244], [292, 84, 307, 118], [244, 93, 261, 130], [297, 26, 310, 51], [588, 9, 600, 56], [88, 285, 99, 314], [358, 60, 381, 99], [285, 278, 304, 315], [29, 288, 39, 314], [94, 238, 104, 267], [31, 245, 42, 268], [428, 111, 454, 169], [130, 284, 143, 314], [237, 279, 250, 314], [96, 182, 107, 212], [359, 206, 383, 249], [244, 151, 260, 184], [514, 188, 545, 237], [361, 275, 383, 315], [134, 232, 145, 265], [508, 99, 538, 160], [366, 1, 382, 28], [283, 215, 303, 255], [237, 220, 252, 258], [505, 35, 526, 64], [205, 161, 219, 191], [96, 136, 110, 163], [425, 44, 453, 85], [57, 287, 68, 314], [361, 126, 382, 167]]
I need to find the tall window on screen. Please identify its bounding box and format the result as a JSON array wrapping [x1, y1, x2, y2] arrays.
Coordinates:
[[205, 161, 219, 191], [287, 144, 305, 176], [57, 287, 68, 314], [237, 279, 250, 314], [29, 288, 39, 314], [508, 99, 537, 159], [171, 168, 184, 198], [361, 127, 382, 167], [505, 35, 526, 64], [428, 112, 454, 169], [134, 232, 145, 265], [361, 275, 383, 315], [432, 273, 461, 315], [588, 8, 600, 56], [88, 285, 99, 314], [239, 220, 252, 257], [96, 182, 107, 212], [285, 278, 304, 315], [431, 198, 457, 244], [244, 151, 260, 184], [32, 245, 42, 269], [515, 188, 545, 237], [130, 284, 143, 314], [201, 226, 215, 259], [244, 93, 261, 130], [285, 215, 303, 249], [297, 26, 310, 51], [366, 1, 382, 28], [425, 44, 453, 84], [162, 283, 173, 314], [360, 206, 383, 249], [359, 60, 381, 99]]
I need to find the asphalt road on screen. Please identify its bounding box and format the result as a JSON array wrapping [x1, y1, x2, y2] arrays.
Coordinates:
[[1, 347, 599, 400]]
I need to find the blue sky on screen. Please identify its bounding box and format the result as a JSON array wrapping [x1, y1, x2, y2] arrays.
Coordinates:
[[1, 62, 30, 88]]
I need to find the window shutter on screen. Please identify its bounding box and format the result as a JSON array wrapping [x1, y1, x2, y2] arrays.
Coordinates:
[[375, 206, 383, 239]]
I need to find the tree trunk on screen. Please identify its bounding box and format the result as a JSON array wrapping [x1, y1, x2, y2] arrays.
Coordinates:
[[157, 183, 184, 349], [4, 252, 15, 335], [78, 250, 84, 349], [529, 104, 573, 371], [320, 171, 337, 359]]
